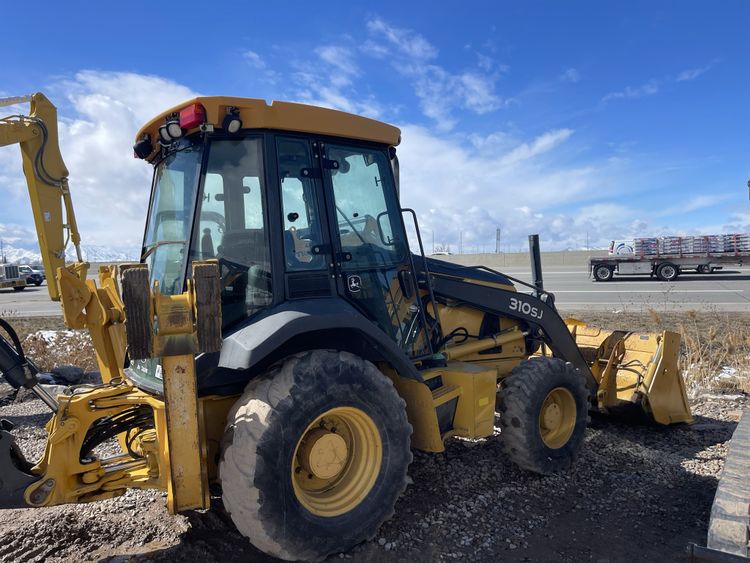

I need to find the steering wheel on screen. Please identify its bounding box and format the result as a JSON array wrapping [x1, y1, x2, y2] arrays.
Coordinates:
[[218, 256, 272, 293]]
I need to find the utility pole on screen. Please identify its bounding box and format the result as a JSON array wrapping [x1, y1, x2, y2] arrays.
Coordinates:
[[459, 230, 463, 255], [432, 230, 435, 254], [495, 228, 501, 253]]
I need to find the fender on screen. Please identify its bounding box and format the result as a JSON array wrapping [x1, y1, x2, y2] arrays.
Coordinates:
[[190, 298, 423, 395]]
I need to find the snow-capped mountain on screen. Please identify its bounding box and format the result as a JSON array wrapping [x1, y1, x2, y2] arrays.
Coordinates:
[[0, 242, 139, 265]]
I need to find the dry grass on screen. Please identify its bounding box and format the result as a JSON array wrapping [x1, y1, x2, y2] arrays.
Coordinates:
[[22, 330, 99, 373], [674, 310, 750, 394], [0, 315, 98, 373], [3, 310, 749, 394]]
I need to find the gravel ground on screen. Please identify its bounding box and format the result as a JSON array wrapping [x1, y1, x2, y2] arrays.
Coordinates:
[[0, 391, 744, 563]]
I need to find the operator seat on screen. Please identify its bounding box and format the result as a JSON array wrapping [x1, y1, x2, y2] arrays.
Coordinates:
[[217, 229, 272, 326]]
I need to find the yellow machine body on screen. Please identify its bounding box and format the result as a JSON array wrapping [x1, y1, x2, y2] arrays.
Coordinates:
[[387, 361, 498, 452], [135, 96, 401, 162]]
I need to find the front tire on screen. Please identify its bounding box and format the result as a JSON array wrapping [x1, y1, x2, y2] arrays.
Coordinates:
[[12, 286, 25, 292], [697, 264, 711, 274], [498, 357, 589, 475], [220, 350, 412, 561], [593, 265, 614, 282]]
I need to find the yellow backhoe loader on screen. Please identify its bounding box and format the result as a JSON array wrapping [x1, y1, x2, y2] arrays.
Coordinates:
[[0, 93, 692, 561]]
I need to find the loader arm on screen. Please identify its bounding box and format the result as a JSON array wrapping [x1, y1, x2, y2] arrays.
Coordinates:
[[426, 271, 598, 390], [419, 259, 692, 425], [0, 93, 85, 302]]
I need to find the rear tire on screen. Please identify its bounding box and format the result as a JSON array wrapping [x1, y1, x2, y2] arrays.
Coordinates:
[[592, 265, 614, 282], [220, 350, 412, 561], [12, 286, 24, 292], [656, 262, 679, 281], [498, 357, 589, 475]]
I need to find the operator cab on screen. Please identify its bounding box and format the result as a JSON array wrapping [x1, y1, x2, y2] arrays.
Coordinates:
[[132, 98, 433, 393]]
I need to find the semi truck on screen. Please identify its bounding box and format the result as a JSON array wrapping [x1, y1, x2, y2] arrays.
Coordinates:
[[590, 235, 750, 281], [0, 264, 27, 291]]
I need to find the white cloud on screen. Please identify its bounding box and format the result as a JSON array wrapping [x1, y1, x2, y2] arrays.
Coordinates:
[[316, 45, 360, 88], [290, 61, 383, 119], [366, 18, 505, 129], [1, 71, 199, 253], [243, 50, 266, 69], [476, 53, 494, 72], [602, 80, 660, 103], [458, 72, 504, 114], [659, 194, 732, 216], [560, 68, 580, 83], [499, 129, 573, 167], [396, 124, 633, 251], [677, 60, 718, 82], [603, 61, 719, 104], [366, 18, 438, 61]]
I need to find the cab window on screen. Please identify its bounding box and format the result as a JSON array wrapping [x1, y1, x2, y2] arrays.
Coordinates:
[[189, 138, 272, 328], [327, 145, 405, 267], [277, 137, 326, 270]]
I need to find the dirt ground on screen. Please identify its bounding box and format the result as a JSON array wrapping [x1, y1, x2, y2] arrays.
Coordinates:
[[0, 312, 747, 562]]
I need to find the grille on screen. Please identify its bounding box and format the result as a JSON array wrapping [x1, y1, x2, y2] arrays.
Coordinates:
[[3, 265, 19, 280]]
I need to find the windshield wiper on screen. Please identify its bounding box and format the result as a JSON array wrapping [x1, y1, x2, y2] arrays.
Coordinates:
[[141, 240, 187, 260]]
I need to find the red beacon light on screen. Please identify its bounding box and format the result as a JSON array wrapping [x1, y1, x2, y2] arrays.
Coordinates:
[[179, 103, 206, 130]]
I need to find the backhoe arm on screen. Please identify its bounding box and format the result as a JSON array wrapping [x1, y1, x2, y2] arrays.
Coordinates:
[[0, 93, 86, 301]]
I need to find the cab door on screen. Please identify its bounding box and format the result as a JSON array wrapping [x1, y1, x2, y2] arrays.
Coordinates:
[[275, 135, 336, 299], [320, 141, 432, 359]]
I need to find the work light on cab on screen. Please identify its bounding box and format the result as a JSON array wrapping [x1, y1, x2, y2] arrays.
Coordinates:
[[222, 107, 242, 134], [132, 134, 152, 159], [165, 114, 182, 139]]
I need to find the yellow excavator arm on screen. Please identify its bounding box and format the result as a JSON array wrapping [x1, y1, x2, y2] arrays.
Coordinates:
[[0, 93, 86, 301]]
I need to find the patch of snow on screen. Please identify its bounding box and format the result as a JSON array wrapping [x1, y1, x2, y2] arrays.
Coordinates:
[[32, 330, 75, 342], [717, 366, 738, 380]]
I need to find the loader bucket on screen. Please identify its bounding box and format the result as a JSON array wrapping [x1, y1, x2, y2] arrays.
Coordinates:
[[566, 320, 693, 425]]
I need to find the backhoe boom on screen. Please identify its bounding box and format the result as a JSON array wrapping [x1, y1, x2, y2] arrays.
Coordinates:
[[0, 93, 85, 301]]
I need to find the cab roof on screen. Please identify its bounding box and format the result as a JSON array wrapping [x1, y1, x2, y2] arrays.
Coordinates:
[[136, 96, 401, 150]]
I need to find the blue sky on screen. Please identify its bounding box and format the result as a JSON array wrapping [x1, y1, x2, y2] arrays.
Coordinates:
[[2, 1, 749, 255]]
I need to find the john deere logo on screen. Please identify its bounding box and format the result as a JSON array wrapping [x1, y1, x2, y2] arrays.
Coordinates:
[[347, 275, 362, 293]]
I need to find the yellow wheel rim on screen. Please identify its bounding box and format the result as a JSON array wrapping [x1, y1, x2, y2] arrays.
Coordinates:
[[538, 387, 576, 449], [291, 406, 382, 517]]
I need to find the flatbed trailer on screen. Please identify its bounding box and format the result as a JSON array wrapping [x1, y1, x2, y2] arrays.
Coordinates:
[[590, 253, 746, 281]]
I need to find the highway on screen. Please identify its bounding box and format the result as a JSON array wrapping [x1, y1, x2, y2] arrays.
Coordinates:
[[1, 264, 750, 317], [495, 265, 750, 312]]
